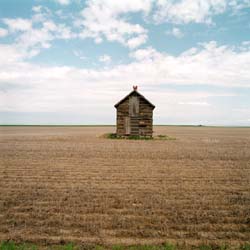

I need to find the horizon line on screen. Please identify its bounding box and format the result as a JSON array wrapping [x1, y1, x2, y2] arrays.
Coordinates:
[[1, 124, 250, 128]]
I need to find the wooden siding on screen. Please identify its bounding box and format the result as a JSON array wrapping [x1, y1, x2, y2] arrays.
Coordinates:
[[116, 91, 154, 137], [129, 95, 139, 117]]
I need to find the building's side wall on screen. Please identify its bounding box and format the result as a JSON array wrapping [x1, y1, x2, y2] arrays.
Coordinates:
[[138, 97, 153, 137]]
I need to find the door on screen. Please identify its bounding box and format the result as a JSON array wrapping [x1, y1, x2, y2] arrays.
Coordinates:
[[124, 117, 130, 135], [129, 96, 139, 117]]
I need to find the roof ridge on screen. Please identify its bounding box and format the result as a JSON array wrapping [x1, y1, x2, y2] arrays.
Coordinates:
[[114, 90, 155, 109]]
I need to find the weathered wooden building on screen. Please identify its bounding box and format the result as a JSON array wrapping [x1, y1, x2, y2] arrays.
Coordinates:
[[114, 86, 155, 137]]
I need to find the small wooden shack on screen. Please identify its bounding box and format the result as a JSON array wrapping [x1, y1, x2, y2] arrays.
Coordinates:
[[114, 86, 155, 137]]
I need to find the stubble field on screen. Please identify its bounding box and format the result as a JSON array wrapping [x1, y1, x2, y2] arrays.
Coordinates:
[[0, 126, 250, 248]]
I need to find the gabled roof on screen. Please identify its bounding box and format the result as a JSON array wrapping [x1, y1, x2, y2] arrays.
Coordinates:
[[114, 90, 155, 109]]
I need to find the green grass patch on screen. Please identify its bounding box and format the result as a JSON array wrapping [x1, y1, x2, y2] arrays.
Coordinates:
[[0, 241, 37, 250], [104, 133, 176, 140], [1, 242, 250, 250], [0, 242, 79, 250], [241, 244, 250, 250], [198, 245, 212, 250], [117, 243, 176, 250], [104, 133, 153, 140]]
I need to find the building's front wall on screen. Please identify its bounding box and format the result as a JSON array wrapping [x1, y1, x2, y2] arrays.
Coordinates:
[[116, 92, 153, 137], [116, 98, 129, 136]]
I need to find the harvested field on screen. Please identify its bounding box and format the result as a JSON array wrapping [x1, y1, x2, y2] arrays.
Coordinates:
[[0, 126, 250, 247]]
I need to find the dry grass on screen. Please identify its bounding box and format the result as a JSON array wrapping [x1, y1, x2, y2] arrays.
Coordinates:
[[0, 126, 250, 247]]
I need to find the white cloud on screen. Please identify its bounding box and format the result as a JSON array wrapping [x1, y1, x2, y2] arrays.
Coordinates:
[[166, 27, 184, 38], [1, 40, 250, 125], [13, 22, 58, 57], [153, 0, 250, 25], [57, 24, 75, 39], [232, 108, 249, 111], [3, 18, 32, 32], [31, 5, 52, 23], [178, 101, 211, 106], [1, 41, 250, 95], [130, 46, 163, 61], [99, 54, 111, 63], [2, 7, 75, 58], [154, 0, 226, 24], [73, 50, 87, 60], [77, 0, 151, 48], [0, 44, 24, 64], [242, 41, 250, 46], [232, 108, 250, 117], [0, 28, 8, 37], [172, 27, 184, 38], [127, 34, 148, 49], [0, 41, 248, 95], [54, 0, 71, 5], [229, 0, 250, 11], [127, 41, 250, 88], [32, 5, 43, 13], [72, 0, 250, 49]]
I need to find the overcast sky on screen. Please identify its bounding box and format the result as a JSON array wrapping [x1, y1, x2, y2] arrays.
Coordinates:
[[0, 0, 250, 125]]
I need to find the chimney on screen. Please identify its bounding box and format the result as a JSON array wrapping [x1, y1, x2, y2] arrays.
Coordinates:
[[133, 85, 138, 91]]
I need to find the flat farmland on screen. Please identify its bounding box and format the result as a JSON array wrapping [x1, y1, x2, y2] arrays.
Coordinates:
[[0, 126, 250, 247]]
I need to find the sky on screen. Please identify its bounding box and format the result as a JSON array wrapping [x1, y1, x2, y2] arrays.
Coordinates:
[[0, 0, 250, 125]]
